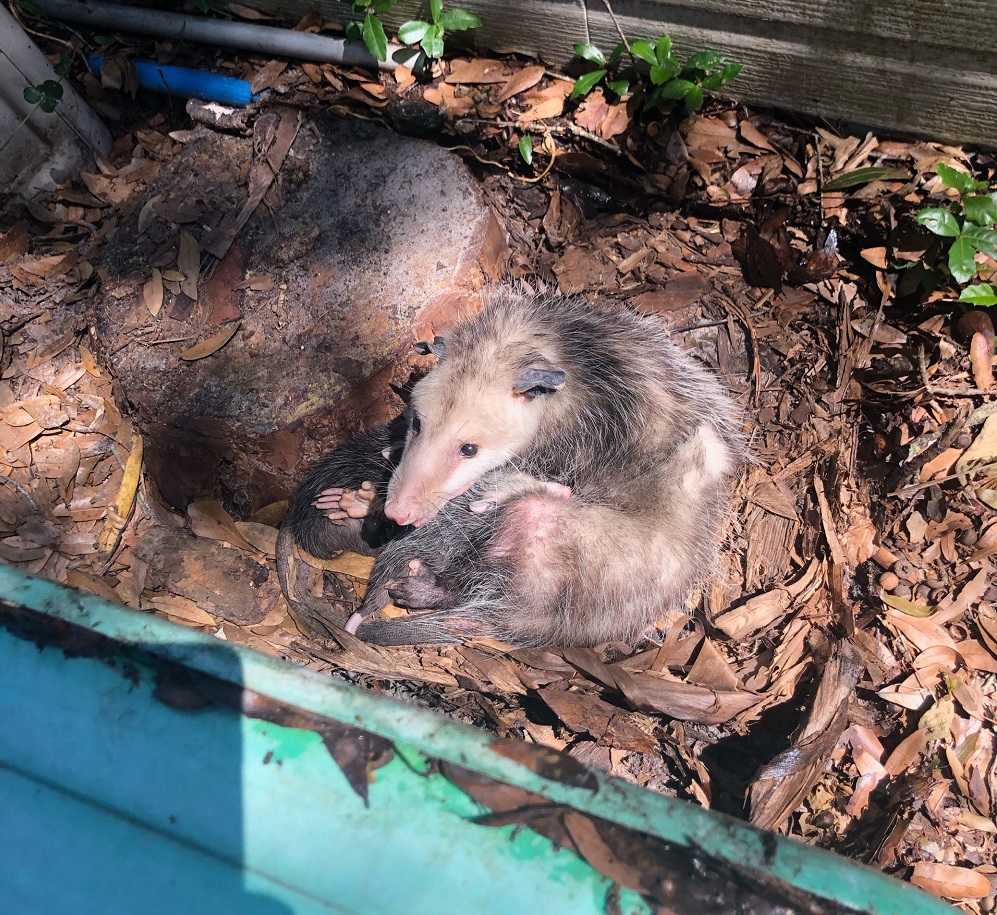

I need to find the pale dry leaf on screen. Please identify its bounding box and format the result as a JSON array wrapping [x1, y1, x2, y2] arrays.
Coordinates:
[[234, 521, 278, 557], [911, 862, 991, 900], [919, 693, 955, 742], [187, 499, 260, 554], [179, 322, 240, 361], [147, 593, 218, 627], [177, 231, 200, 300], [143, 267, 163, 317], [970, 331, 993, 391], [496, 65, 545, 103]]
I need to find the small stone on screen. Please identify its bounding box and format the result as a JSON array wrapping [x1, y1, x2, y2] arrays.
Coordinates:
[[892, 559, 914, 581], [891, 584, 912, 600], [879, 571, 900, 591], [958, 528, 979, 546]]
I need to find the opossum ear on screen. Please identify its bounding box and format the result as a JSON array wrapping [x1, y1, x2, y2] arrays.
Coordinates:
[[414, 336, 447, 358], [513, 367, 566, 398]]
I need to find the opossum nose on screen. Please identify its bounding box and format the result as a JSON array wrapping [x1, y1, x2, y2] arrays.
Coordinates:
[[384, 499, 416, 525]]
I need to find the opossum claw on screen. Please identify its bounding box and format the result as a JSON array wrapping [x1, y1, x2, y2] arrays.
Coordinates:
[[314, 480, 377, 522], [386, 559, 453, 609]]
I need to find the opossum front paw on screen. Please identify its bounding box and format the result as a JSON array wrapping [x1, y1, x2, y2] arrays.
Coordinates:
[[386, 559, 453, 609], [470, 479, 571, 514], [313, 480, 376, 525]]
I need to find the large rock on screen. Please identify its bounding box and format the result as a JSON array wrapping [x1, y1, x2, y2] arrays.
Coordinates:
[[95, 114, 506, 514]]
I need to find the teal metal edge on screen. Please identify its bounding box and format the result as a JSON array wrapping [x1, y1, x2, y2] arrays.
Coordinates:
[[0, 566, 954, 914]]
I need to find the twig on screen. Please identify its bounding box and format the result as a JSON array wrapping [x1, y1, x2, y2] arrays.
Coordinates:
[[600, 0, 632, 57]]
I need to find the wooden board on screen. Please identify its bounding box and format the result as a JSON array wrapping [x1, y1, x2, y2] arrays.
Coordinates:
[[249, 0, 997, 148]]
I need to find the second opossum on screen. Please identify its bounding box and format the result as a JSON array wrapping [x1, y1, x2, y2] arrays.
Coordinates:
[[282, 287, 744, 647]]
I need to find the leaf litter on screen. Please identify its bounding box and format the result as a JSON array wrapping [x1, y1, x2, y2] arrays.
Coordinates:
[[1, 12, 996, 909]]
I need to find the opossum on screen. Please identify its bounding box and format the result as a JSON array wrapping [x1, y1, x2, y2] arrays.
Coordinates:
[[277, 287, 744, 647], [275, 416, 408, 638]]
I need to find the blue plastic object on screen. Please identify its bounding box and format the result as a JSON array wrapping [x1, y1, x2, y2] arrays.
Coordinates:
[[0, 563, 957, 915], [89, 55, 255, 106]]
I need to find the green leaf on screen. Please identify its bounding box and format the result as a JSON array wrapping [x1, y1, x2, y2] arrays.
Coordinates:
[[822, 166, 911, 191], [573, 41, 606, 65], [683, 84, 704, 114], [519, 134, 533, 165], [649, 60, 680, 85], [608, 42, 627, 66], [959, 283, 997, 306], [14, 0, 43, 13], [685, 49, 722, 71], [630, 40, 657, 65], [569, 68, 606, 99], [397, 19, 431, 44], [23, 86, 41, 105], [948, 235, 978, 284], [719, 62, 743, 84], [438, 8, 483, 30], [964, 194, 997, 227], [654, 35, 672, 62], [963, 226, 997, 260], [881, 592, 934, 617], [345, 20, 362, 40], [606, 78, 630, 96], [54, 54, 72, 78], [371, 0, 398, 11], [421, 29, 445, 59], [658, 78, 698, 100], [916, 207, 961, 237], [937, 162, 986, 195], [430, 0, 443, 25], [361, 12, 387, 61], [643, 84, 667, 112]]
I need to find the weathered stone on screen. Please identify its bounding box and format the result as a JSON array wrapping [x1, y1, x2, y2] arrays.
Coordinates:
[[94, 114, 506, 515], [132, 526, 278, 627]]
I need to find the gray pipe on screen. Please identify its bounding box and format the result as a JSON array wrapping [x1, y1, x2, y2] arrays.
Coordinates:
[[35, 0, 420, 72]]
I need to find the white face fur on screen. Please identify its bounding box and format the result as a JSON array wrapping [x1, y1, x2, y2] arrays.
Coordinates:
[[383, 363, 564, 527]]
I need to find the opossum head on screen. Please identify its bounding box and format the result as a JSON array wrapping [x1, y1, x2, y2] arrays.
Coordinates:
[[383, 348, 566, 527]]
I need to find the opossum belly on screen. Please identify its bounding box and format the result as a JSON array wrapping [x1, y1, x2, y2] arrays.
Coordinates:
[[486, 495, 689, 647]]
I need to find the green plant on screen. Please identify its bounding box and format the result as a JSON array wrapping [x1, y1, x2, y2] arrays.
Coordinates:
[[0, 54, 70, 157], [398, 0, 482, 60], [343, 0, 398, 62], [572, 36, 741, 116], [916, 164, 997, 305]]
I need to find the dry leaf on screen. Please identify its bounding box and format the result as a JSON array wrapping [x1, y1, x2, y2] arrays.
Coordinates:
[[147, 593, 218, 628], [187, 499, 260, 554], [970, 331, 993, 390], [143, 267, 163, 317], [179, 322, 240, 360], [496, 65, 545, 103], [234, 521, 278, 557], [911, 862, 991, 900], [177, 231, 200, 300]]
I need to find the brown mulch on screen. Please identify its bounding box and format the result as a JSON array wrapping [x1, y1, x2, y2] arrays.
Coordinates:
[[1, 5, 996, 909]]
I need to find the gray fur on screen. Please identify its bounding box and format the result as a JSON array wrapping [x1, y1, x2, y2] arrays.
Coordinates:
[[353, 286, 745, 647]]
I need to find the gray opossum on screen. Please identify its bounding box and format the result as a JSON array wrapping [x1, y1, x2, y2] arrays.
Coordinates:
[[275, 418, 407, 638], [278, 287, 744, 647]]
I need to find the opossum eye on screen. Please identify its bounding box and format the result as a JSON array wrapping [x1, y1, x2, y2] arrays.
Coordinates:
[[410, 414, 422, 435], [460, 443, 478, 457]]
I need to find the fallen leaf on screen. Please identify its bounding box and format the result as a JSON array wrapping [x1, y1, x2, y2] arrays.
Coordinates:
[[496, 65, 545, 103], [911, 862, 991, 900], [970, 331, 993, 390], [143, 267, 163, 317], [177, 231, 200, 300], [179, 322, 240, 360]]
